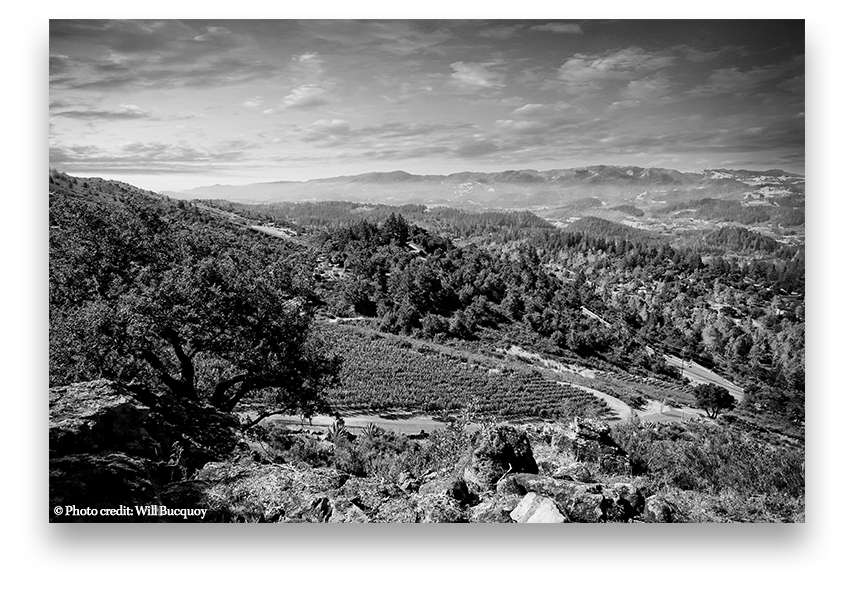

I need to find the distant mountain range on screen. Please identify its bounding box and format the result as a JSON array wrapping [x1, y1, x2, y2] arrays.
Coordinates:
[[165, 165, 804, 214]]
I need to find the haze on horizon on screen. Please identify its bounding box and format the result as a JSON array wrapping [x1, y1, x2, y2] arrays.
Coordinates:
[[49, 19, 804, 193]]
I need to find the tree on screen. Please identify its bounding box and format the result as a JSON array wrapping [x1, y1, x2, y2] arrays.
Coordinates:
[[693, 383, 736, 419], [50, 189, 340, 428]]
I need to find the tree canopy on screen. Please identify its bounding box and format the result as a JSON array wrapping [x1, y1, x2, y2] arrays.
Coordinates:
[[49, 177, 339, 426], [693, 383, 736, 419]]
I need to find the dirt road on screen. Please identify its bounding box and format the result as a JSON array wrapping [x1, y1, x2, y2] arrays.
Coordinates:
[[664, 355, 745, 400]]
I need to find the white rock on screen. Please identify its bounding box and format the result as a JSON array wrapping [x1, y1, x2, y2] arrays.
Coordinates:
[[510, 492, 566, 523]]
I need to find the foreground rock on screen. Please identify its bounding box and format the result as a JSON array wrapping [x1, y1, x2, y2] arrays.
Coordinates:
[[643, 494, 676, 523], [49, 380, 239, 522], [49, 381, 158, 459], [510, 492, 567, 523], [497, 473, 646, 523], [48, 383, 672, 523], [463, 424, 539, 493], [532, 418, 630, 475]]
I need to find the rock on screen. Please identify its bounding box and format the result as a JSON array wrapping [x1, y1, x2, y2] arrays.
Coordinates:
[[159, 480, 207, 513], [643, 495, 675, 523], [49, 380, 159, 459], [399, 478, 419, 493], [497, 473, 607, 522], [540, 418, 630, 475], [552, 464, 597, 484], [497, 473, 647, 523], [610, 482, 645, 520], [418, 475, 474, 505], [374, 498, 420, 523], [302, 497, 333, 522], [463, 424, 538, 493], [334, 476, 403, 519], [510, 492, 567, 523], [194, 460, 316, 523], [416, 494, 468, 523], [50, 453, 162, 522], [468, 495, 522, 523], [329, 499, 370, 523]]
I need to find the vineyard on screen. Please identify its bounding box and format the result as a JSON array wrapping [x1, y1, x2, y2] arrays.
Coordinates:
[[318, 323, 615, 421]]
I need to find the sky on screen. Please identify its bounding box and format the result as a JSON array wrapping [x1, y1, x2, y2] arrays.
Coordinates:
[[48, 19, 805, 192]]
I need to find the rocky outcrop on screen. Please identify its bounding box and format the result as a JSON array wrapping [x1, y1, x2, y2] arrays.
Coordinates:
[[48, 383, 671, 523], [533, 418, 630, 475], [497, 473, 646, 523], [463, 424, 539, 493], [49, 381, 159, 459], [49, 453, 163, 522], [49, 380, 240, 522]]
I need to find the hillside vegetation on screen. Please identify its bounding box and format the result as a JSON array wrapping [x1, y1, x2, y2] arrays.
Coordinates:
[[48, 170, 805, 522]]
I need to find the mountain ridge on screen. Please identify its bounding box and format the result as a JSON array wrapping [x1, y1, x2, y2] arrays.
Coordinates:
[[170, 165, 803, 196]]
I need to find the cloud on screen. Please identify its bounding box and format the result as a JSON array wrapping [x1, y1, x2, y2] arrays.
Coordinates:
[[52, 103, 157, 120], [302, 21, 451, 54], [559, 47, 675, 85], [450, 62, 505, 90], [530, 22, 583, 35], [193, 26, 232, 43], [511, 102, 569, 116], [478, 25, 522, 39], [280, 85, 329, 109], [49, 138, 254, 174], [454, 138, 501, 157], [50, 20, 277, 91], [689, 56, 804, 97], [621, 72, 674, 102], [242, 96, 264, 108]]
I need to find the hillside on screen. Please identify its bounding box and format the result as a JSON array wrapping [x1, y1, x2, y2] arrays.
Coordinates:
[[48, 170, 804, 522]]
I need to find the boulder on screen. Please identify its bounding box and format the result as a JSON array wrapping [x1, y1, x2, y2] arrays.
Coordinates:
[[373, 498, 420, 523], [418, 475, 475, 505], [643, 495, 675, 523], [49, 453, 162, 522], [194, 460, 317, 523], [468, 495, 522, 523], [539, 418, 630, 475], [552, 464, 598, 484], [510, 492, 567, 523], [497, 473, 606, 522], [328, 498, 371, 523], [496, 473, 645, 523], [302, 497, 333, 523], [610, 482, 646, 519], [463, 424, 538, 493], [49, 380, 158, 459]]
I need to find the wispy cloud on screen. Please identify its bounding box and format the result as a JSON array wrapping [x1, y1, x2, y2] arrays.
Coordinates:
[[478, 25, 523, 40], [450, 61, 505, 90], [51, 103, 156, 120], [689, 56, 804, 97], [530, 22, 582, 35], [301, 20, 451, 54]]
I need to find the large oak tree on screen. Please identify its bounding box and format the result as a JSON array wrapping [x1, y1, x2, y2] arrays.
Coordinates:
[[49, 181, 339, 427]]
